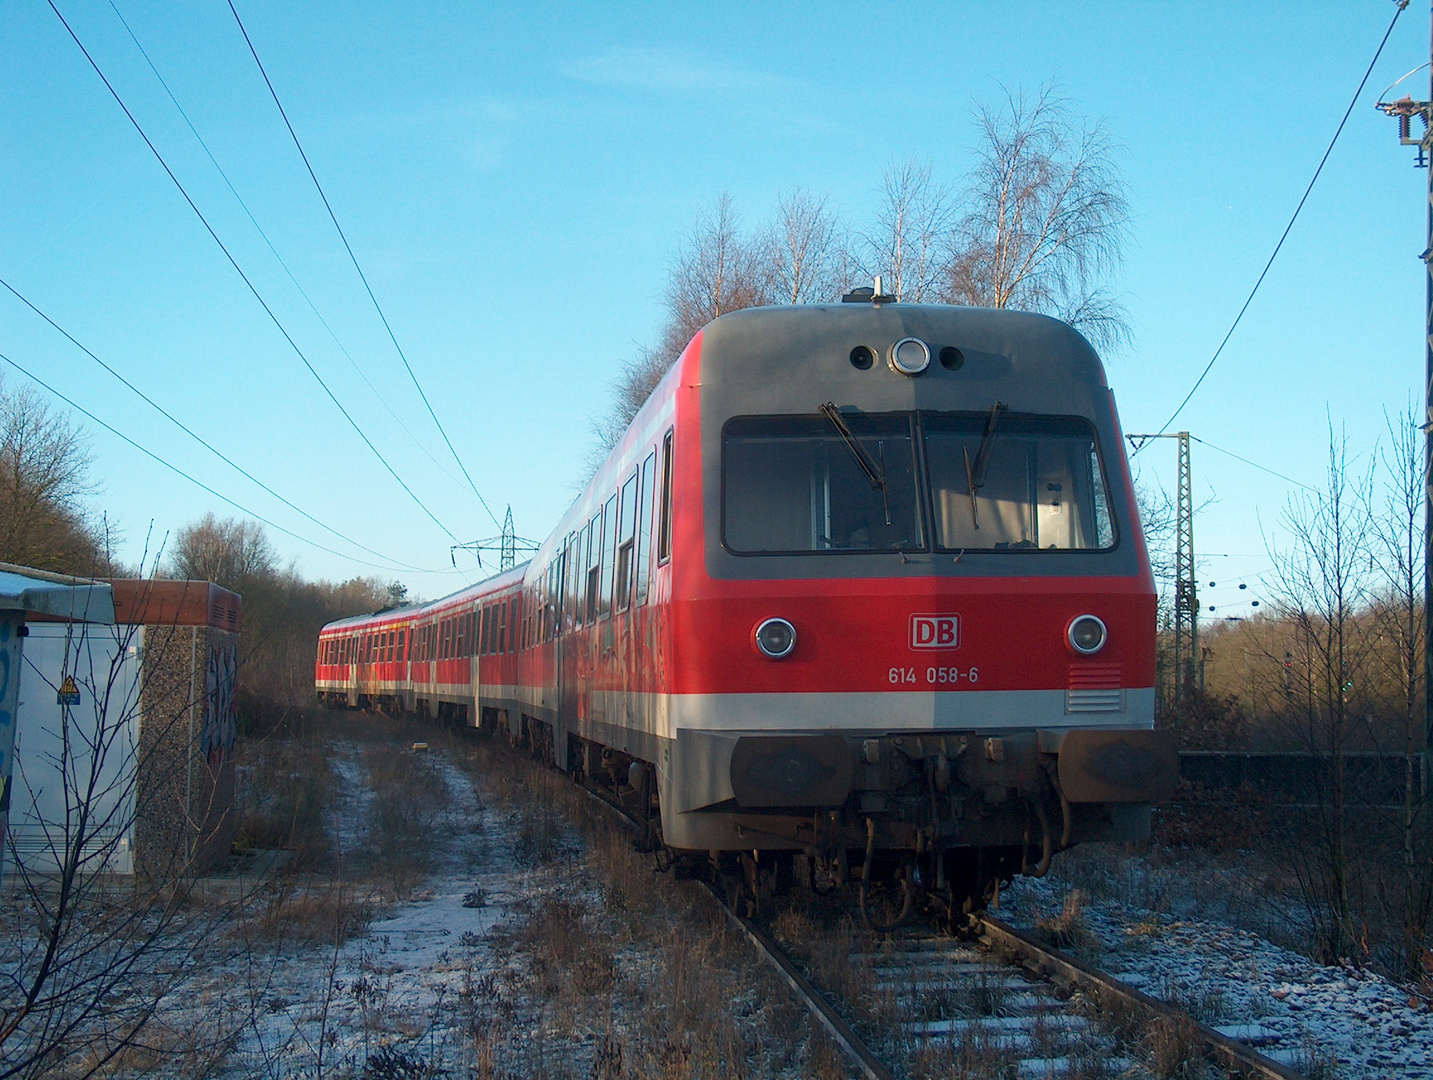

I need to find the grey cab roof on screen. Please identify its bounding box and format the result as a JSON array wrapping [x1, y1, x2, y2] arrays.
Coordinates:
[[695, 303, 1107, 403]]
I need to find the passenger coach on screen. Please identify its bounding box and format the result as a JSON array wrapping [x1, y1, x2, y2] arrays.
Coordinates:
[[317, 298, 1177, 918]]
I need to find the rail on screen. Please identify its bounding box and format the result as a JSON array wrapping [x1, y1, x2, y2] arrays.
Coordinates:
[[975, 914, 1307, 1080]]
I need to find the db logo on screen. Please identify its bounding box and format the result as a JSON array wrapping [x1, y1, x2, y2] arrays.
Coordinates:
[[909, 614, 960, 650]]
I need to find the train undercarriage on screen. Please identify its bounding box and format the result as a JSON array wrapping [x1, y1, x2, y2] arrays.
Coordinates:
[[317, 689, 1174, 930]]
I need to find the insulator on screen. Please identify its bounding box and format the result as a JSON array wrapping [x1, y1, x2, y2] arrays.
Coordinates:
[[1401, 114, 1412, 141]]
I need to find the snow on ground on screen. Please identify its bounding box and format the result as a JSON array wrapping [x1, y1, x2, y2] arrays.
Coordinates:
[[1000, 871, 1433, 1077], [146, 735, 827, 1079], [173, 742, 515, 1076]]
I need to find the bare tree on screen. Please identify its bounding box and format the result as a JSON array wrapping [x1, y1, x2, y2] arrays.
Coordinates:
[[661, 192, 772, 357], [1370, 405, 1433, 975], [590, 194, 773, 476], [760, 188, 847, 304], [1264, 423, 1375, 961], [943, 86, 1131, 351], [861, 157, 951, 302], [0, 377, 105, 575], [168, 513, 276, 596]]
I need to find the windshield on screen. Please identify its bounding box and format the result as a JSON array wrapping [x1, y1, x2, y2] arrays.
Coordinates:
[[723, 413, 924, 553], [924, 414, 1114, 551], [721, 411, 1116, 555]]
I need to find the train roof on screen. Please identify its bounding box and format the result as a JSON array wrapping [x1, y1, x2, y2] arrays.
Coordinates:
[[319, 561, 530, 634], [696, 303, 1105, 391]]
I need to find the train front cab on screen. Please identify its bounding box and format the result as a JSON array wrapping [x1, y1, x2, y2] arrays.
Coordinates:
[[657, 304, 1177, 898]]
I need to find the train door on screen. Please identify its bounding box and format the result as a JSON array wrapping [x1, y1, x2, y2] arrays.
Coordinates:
[[468, 604, 480, 727]]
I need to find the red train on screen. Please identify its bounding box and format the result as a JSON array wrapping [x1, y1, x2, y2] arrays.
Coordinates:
[[317, 299, 1177, 922]]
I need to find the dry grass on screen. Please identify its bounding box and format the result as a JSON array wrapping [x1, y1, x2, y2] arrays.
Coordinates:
[[245, 882, 372, 946], [361, 741, 453, 898], [1034, 889, 1102, 953], [1145, 1013, 1207, 1079], [231, 732, 331, 868], [453, 732, 854, 1080]]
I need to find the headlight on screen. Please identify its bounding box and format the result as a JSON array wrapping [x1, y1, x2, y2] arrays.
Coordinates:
[[754, 617, 796, 659], [888, 337, 930, 375], [1068, 615, 1108, 655]]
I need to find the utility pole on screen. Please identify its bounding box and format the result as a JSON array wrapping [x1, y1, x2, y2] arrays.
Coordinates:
[[1128, 432, 1198, 729], [449, 504, 540, 572], [1375, 1, 1433, 796]]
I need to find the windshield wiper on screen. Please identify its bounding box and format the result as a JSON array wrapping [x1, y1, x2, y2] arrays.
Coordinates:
[[963, 401, 1008, 528], [819, 402, 892, 526]]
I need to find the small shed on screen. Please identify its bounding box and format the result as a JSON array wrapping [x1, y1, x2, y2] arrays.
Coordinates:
[[6, 569, 240, 881]]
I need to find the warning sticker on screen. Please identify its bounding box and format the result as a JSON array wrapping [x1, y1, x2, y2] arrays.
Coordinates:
[[57, 675, 80, 707]]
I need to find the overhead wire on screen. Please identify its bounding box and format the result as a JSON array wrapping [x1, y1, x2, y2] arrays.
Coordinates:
[[46, 0, 465, 545], [226, 0, 503, 531], [1142, 0, 1408, 443], [0, 274, 431, 573], [0, 349, 454, 574], [103, 0, 471, 495], [1188, 435, 1317, 493]]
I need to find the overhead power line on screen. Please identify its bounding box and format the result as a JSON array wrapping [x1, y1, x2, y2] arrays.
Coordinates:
[[0, 274, 431, 572], [1145, 1, 1407, 442], [104, 0, 471, 495], [226, 0, 502, 531], [47, 0, 463, 545], [0, 350, 450, 574], [1188, 435, 1317, 493]]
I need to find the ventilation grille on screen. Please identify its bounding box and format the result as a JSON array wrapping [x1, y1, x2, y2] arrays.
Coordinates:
[[209, 595, 242, 632], [8, 831, 133, 874], [1067, 663, 1123, 713]]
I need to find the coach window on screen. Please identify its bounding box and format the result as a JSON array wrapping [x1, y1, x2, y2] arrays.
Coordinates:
[[455, 615, 466, 658], [657, 429, 674, 564], [615, 474, 639, 610], [468, 611, 477, 655], [398, 628, 407, 661], [599, 495, 617, 618], [635, 453, 656, 604], [583, 515, 600, 624], [497, 599, 507, 653], [566, 534, 581, 631]]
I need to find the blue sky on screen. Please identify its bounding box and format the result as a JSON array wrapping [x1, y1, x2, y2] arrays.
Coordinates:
[[1, 1, 1427, 618]]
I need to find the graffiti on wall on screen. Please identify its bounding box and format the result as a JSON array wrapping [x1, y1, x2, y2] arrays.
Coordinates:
[[201, 641, 237, 765]]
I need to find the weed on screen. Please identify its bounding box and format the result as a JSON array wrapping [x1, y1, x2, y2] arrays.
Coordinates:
[[1036, 889, 1101, 952], [1145, 1014, 1206, 1080]]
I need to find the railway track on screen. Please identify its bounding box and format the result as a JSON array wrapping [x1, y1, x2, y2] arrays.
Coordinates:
[[711, 889, 1309, 1080], [544, 736, 1308, 1079]]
